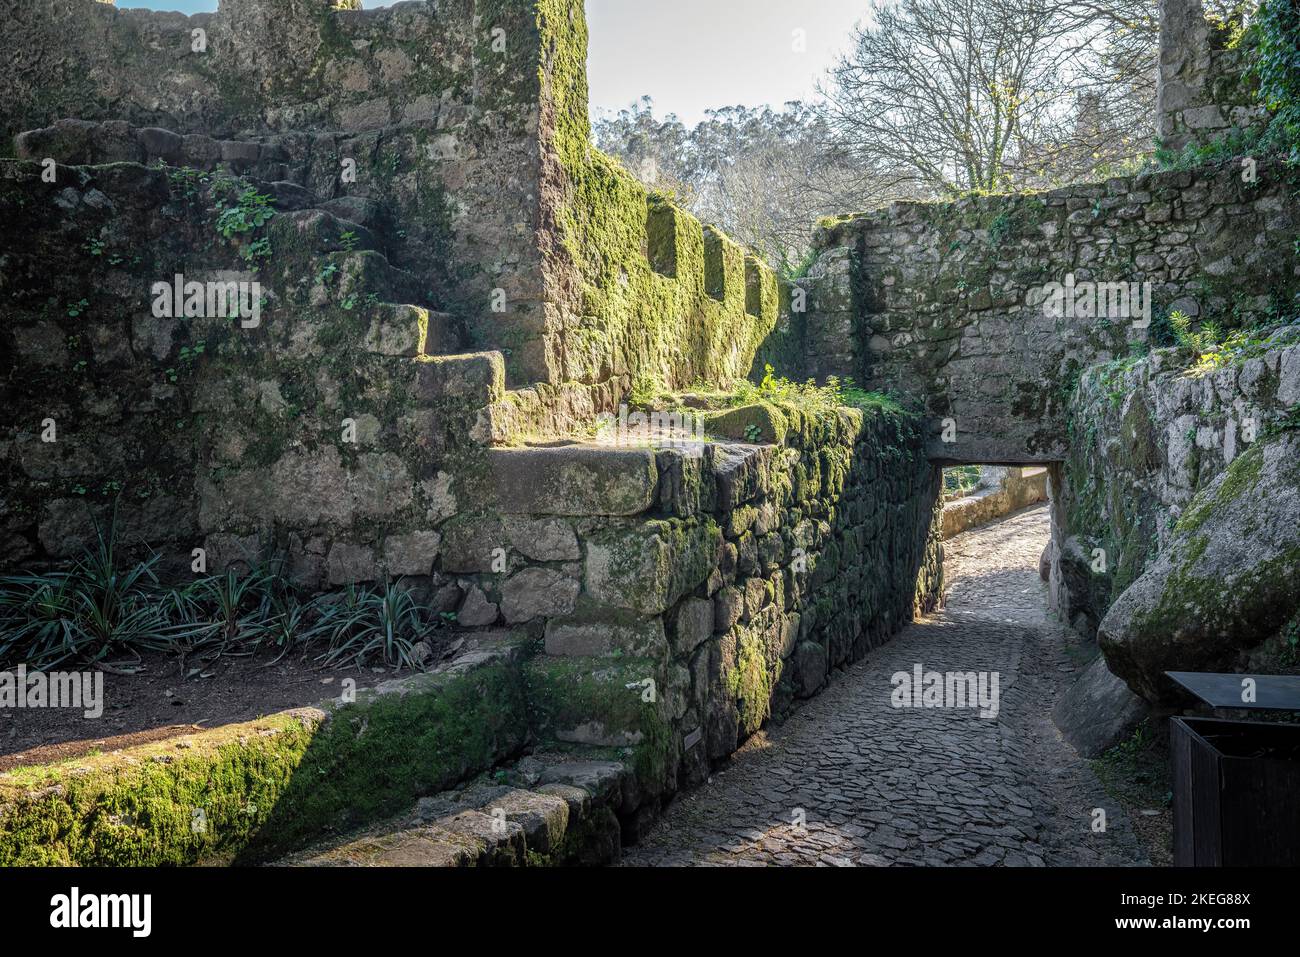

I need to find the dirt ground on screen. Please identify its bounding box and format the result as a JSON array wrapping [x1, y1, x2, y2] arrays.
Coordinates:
[[0, 650, 399, 772]]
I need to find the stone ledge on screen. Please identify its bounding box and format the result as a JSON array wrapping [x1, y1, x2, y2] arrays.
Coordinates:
[[286, 755, 630, 867], [0, 632, 531, 866], [489, 445, 659, 516]]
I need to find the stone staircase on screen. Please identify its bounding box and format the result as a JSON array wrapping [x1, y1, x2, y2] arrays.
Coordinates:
[[11, 117, 517, 421]]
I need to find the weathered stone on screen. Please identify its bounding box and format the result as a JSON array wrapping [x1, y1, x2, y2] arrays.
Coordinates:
[[490, 446, 658, 517], [439, 513, 506, 574], [482, 789, 569, 856], [792, 641, 827, 698], [705, 403, 788, 445], [382, 531, 441, 576], [456, 586, 499, 628], [1053, 655, 1150, 757], [544, 612, 667, 659], [503, 516, 581, 561], [585, 520, 721, 616], [672, 597, 714, 656], [415, 352, 505, 403], [327, 542, 378, 585], [1099, 432, 1300, 704], [500, 567, 580, 623], [714, 586, 743, 633]]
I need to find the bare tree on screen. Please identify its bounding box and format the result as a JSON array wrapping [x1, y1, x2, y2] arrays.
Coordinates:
[[819, 0, 1161, 196]]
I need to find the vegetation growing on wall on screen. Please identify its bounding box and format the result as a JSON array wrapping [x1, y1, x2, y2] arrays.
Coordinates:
[[1254, 0, 1300, 159], [534, 0, 780, 395]]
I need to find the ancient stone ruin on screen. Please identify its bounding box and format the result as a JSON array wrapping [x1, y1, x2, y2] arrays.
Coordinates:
[[0, 0, 1296, 868]]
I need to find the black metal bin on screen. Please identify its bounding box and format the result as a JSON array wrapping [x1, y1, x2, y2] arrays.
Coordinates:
[[1171, 715, 1300, 866]]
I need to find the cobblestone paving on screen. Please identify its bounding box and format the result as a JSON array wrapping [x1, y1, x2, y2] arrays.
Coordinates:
[[623, 504, 1147, 867]]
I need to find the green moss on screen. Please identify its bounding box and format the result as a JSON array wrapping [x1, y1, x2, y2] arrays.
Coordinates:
[[0, 660, 528, 866], [524, 656, 674, 792], [532, 0, 779, 393], [728, 631, 773, 737], [1130, 541, 1300, 662], [1176, 440, 1266, 533]]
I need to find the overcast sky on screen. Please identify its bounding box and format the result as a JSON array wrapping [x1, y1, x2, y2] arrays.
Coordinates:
[[120, 0, 870, 126]]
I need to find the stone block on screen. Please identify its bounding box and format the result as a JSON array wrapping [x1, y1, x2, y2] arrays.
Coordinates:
[[544, 612, 668, 659], [500, 566, 580, 623], [490, 445, 658, 517], [585, 520, 721, 616], [415, 352, 505, 404]]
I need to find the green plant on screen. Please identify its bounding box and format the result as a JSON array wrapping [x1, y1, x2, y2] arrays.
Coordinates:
[[315, 582, 432, 671], [1254, 0, 1300, 162], [215, 187, 275, 239], [1263, 404, 1300, 437], [242, 236, 272, 266], [944, 465, 981, 496], [988, 211, 1012, 245], [729, 364, 903, 416], [339, 230, 360, 252], [66, 299, 88, 317], [0, 509, 196, 670], [163, 568, 279, 672], [166, 165, 210, 203]]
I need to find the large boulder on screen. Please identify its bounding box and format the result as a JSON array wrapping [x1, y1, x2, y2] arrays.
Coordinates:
[[1098, 430, 1300, 704], [1052, 654, 1150, 756]]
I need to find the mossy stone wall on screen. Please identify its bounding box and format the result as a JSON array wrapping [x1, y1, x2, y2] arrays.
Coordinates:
[[802, 160, 1300, 463], [452, 402, 943, 821]]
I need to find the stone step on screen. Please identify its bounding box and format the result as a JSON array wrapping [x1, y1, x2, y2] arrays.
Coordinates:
[[414, 351, 506, 405], [16, 119, 316, 183], [317, 246, 423, 308], [281, 209, 382, 259], [487, 445, 660, 517], [285, 753, 630, 867], [364, 302, 460, 357]]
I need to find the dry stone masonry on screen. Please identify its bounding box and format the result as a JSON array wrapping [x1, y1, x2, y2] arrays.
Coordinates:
[[1158, 0, 1267, 151], [1, 0, 1298, 866], [798, 159, 1300, 463], [0, 0, 942, 862]]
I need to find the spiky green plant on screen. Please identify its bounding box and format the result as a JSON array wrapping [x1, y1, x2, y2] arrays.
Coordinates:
[[316, 582, 431, 671]]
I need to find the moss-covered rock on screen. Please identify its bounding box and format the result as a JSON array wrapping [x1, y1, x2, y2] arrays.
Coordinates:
[[0, 644, 530, 866], [584, 519, 722, 615], [1099, 430, 1300, 703]]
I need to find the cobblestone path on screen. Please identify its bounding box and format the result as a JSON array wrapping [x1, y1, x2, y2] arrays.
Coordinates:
[[623, 504, 1147, 867]]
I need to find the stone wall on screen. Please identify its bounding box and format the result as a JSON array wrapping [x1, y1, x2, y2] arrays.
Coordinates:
[[2, 0, 549, 342], [0, 154, 488, 580], [512, 0, 783, 402], [0, 0, 948, 825], [800, 158, 1300, 463], [435, 401, 942, 828], [0, 0, 785, 581], [941, 467, 1049, 539], [1157, 0, 1267, 152]]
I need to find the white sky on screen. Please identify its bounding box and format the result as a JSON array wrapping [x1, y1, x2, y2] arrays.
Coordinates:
[[587, 0, 870, 124], [120, 0, 872, 125]]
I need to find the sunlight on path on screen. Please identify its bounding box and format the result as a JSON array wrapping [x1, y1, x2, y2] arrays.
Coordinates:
[[622, 504, 1147, 867]]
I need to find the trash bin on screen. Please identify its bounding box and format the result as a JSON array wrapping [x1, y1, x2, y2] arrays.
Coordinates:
[[1171, 715, 1300, 866]]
